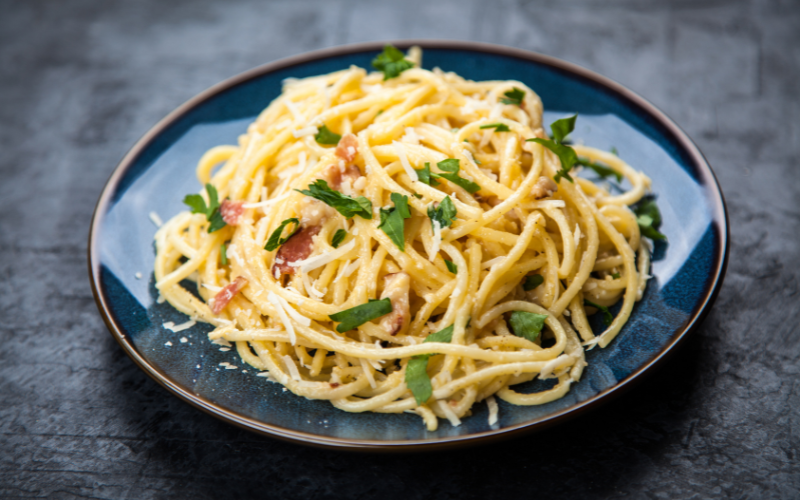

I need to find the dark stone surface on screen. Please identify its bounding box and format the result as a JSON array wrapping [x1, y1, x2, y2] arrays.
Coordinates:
[[1, 0, 798, 498]]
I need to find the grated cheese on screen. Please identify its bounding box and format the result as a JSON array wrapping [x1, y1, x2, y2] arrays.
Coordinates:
[[243, 192, 290, 209], [486, 396, 499, 426], [429, 219, 442, 260], [292, 239, 356, 273], [180, 337, 188, 343], [392, 141, 419, 182], [283, 354, 302, 381], [163, 320, 196, 333], [268, 292, 298, 345], [149, 211, 163, 228], [292, 126, 318, 138]]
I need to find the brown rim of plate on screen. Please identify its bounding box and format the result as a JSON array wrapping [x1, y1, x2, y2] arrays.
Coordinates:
[[88, 39, 730, 452]]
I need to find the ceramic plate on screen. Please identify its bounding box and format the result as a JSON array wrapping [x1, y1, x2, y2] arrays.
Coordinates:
[[89, 40, 729, 450]]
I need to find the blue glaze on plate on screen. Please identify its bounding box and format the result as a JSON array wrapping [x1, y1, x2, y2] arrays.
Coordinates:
[[90, 41, 728, 448]]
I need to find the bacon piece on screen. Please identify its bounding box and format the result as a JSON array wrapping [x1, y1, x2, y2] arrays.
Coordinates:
[[329, 382, 340, 388], [210, 276, 248, 314], [220, 200, 244, 225], [272, 225, 321, 276], [323, 163, 362, 191], [335, 133, 359, 162], [379, 272, 411, 335]]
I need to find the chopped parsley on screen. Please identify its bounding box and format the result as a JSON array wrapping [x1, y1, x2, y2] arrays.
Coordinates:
[[610, 146, 619, 156], [405, 324, 455, 405], [522, 274, 544, 291], [500, 87, 525, 106], [183, 183, 227, 233], [479, 122, 510, 132], [427, 195, 457, 230], [611, 272, 621, 279], [314, 124, 341, 145], [445, 259, 457, 274], [264, 218, 300, 252], [220, 244, 228, 266], [508, 311, 548, 343], [414, 162, 438, 187], [631, 195, 667, 241], [331, 229, 347, 249], [371, 45, 414, 80], [329, 298, 393, 333], [526, 115, 578, 183], [296, 179, 373, 219], [378, 193, 412, 251], [584, 299, 614, 326], [433, 158, 481, 193], [576, 157, 623, 182]]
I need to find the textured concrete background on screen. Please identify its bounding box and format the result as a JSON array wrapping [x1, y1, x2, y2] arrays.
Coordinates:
[[1, 0, 799, 498]]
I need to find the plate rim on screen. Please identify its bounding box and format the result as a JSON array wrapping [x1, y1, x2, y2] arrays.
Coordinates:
[[88, 39, 730, 451]]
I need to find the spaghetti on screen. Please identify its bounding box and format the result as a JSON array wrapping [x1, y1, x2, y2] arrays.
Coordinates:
[[154, 46, 656, 431]]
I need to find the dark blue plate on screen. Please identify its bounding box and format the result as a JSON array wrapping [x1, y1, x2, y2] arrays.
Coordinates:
[[89, 40, 728, 450]]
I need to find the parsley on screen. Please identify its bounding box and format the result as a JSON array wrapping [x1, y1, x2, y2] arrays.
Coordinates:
[[631, 195, 667, 241], [508, 311, 548, 342], [371, 45, 414, 80], [220, 244, 228, 266], [526, 115, 579, 183], [315, 124, 341, 145], [405, 325, 455, 405], [414, 162, 439, 187], [577, 157, 623, 182], [584, 299, 614, 326], [412, 193, 423, 199], [329, 298, 393, 333], [611, 272, 621, 279], [378, 193, 412, 251], [377, 109, 384, 116], [296, 180, 373, 219], [445, 259, 457, 274], [183, 183, 228, 233], [522, 274, 544, 291], [264, 218, 300, 251], [431, 158, 480, 194], [331, 229, 347, 249], [427, 195, 457, 230], [610, 146, 619, 156], [500, 87, 525, 106], [479, 122, 510, 132]]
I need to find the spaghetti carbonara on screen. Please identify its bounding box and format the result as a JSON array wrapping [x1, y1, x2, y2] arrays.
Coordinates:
[[154, 46, 657, 431]]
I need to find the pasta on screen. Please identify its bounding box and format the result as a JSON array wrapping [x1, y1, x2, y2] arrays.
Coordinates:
[[153, 46, 657, 431]]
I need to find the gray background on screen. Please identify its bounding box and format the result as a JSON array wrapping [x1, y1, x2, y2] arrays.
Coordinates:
[[2, 0, 799, 498]]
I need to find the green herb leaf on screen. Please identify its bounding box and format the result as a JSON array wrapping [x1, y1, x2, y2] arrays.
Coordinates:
[[414, 162, 439, 187], [508, 311, 548, 342], [500, 87, 525, 106], [405, 324, 455, 405], [526, 115, 579, 183], [584, 299, 614, 326], [427, 195, 457, 230], [207, 210, 227, 233], [331, 229, 347, 248], [184, 184, 227, 233], [371, 45, 414, 80], [577, 158, 623, 182], [445, 259, 457, 274], [329, 298, 393, 333], [264, 218, 300, 251], [220, 244, 228, 266], [431, 159, 481, 193], [377, 193, 411, 251], [479, 122, 510, 132], [611, 272, 620, 279], [522, 274, 544, 291], [610, 146, 619, 156], [315, 124, 341, 145], [412, 193, 423, 199], [296, 180, 373, 219], [183, 194, 207, 215], [631, 196, 667, 241]]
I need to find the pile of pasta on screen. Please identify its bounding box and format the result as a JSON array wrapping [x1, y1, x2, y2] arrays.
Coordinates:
[[154, 47, 653, 431]]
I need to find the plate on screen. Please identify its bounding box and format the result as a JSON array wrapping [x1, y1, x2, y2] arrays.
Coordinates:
[[89, 40, 729, 450]]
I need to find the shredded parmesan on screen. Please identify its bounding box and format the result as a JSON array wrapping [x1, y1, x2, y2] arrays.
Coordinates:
[[148, 211, 163, 228], [429, 220, 442, 260], [293, 239, 356, 273], [163, 320, 196, 333], [486, 396, 499, 426], [393, 141, 419, 182], [283, 354, 302, 381]]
